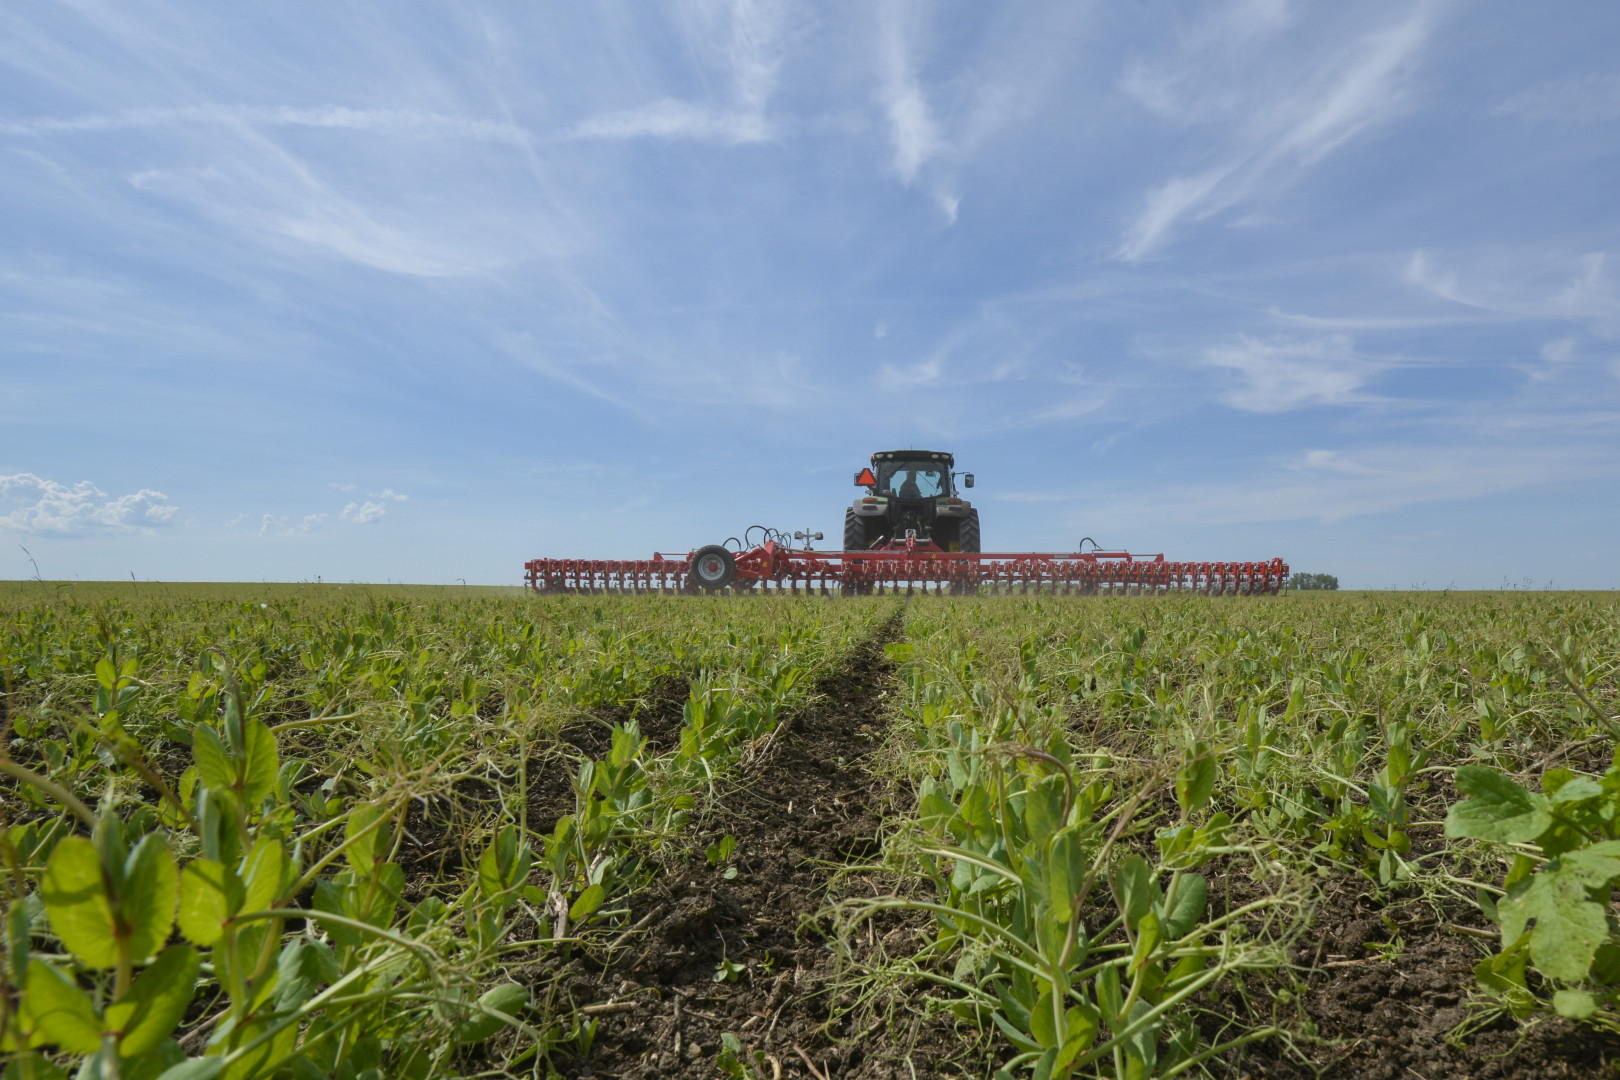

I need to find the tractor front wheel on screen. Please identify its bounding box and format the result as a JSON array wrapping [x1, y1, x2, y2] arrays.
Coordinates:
[[687, 545, 736, 591]]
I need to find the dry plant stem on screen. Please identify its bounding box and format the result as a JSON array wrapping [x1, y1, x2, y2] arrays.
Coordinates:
[[0, 757, 95, 827], [794, 1044, 833, 1080]]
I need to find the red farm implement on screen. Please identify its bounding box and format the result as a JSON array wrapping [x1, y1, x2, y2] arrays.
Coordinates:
[[524, 535, 1288, 596]]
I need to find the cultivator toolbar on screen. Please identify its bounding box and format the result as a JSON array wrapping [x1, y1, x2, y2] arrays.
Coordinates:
[[525, 536, 1288, 596]]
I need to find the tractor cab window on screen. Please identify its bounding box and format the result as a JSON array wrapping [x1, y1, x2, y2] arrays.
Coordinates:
[[879, 461, 948, 499]]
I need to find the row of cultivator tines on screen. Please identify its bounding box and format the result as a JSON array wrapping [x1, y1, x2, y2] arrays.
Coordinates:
[[525, 537, 1289, 596]]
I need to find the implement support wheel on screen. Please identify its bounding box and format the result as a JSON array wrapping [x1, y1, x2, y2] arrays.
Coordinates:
[[687, 545, 737, 592]]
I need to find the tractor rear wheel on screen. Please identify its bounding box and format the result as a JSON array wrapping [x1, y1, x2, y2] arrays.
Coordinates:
[[959, 509, 981, 553], [843, 508, 866, 551], [688, 544, 736, 591]]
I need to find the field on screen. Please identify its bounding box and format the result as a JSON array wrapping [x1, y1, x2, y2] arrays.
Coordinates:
[[2, 583, 1619, 1080]]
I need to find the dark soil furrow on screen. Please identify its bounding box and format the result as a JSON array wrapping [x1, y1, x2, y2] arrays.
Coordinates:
[[1229, 882, 1620, 1080], [550, 611, 955, 1079]]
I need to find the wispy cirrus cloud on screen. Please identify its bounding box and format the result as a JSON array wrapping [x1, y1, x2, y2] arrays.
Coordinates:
[[1494, 73, 1620, 124], [0, 105, 532, 144], [1116, 3, 1440, 262], [1203, 333, 1376, 412], [0, 474, 177, 534], [568, 0, 786, 144], [877, 2, 941, 186], [1406, 250, 1620, 331]]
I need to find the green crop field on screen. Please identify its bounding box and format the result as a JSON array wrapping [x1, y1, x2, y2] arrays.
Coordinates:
[[2, 586, 1618, 1080]]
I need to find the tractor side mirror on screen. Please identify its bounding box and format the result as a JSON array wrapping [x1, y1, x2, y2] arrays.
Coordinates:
[[964, 473, 974, 488]]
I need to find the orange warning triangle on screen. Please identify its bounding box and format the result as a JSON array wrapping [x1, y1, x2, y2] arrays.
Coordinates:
[[855, 468, 877, 486]]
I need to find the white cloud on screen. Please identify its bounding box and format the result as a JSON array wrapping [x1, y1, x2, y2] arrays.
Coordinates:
[[0, 105, 532, 145], [569, 0, 784, 144], [370, 488, 409, 502], [1406, 250, 1620, 331], [1495, 73, 1620, 124], [342, 501, 388, 524], [878, 357, 942, 388], [0, 474, 177, 535], [1116, 5, 1437, 261], [1202, 334, 1372, 412], [301, 513, 327, 531], [878, 4, 940, 185], [1092, 443, 1619, 528], [569, 99, 771, 144]]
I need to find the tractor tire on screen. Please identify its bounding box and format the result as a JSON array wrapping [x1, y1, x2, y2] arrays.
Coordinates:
[[687, 544, 736, 591], [843, 508, 866, 552], [959, 509, 981, 553]]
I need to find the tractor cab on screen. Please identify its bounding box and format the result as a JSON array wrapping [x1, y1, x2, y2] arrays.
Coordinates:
[[846, 450, 979, 552]]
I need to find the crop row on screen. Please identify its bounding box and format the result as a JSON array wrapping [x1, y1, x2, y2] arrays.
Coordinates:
[[0, 590, 894, 1080], [836, 593, 1619, 1078]]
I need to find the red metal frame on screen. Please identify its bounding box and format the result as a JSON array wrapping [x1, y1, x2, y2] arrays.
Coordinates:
[[525, 536, 1288, 596]]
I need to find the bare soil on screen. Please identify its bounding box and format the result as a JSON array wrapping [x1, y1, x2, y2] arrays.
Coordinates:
[[537, 615, 977, 1079], [1213, 877, 1620, 1080]]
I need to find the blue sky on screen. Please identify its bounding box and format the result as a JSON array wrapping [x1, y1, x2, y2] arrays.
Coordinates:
[[3, 0, 1618, 589]]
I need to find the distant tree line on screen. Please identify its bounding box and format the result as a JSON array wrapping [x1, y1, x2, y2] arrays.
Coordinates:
[[1290, 573, 1339, 591]]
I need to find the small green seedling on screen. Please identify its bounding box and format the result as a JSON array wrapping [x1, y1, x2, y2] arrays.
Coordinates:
[[706, 834, 738, 879]]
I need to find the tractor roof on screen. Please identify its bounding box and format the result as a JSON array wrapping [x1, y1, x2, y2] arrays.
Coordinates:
[[871, 449, 954, 466]]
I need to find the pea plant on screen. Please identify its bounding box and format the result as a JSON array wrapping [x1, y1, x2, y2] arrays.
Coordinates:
[[1445, 756, 1620, 1026], [3, 670, 539, 1080]]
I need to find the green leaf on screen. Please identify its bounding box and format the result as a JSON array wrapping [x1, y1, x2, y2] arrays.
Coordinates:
[[8, 903, 31, 986], [1164, 874, 1208, 940], [1045, 828, 1086, 923], [1474, 947, 1528, 999], [21, 959, 103, 1054], [239, 721, 279, 808], [1444, 766, 1552, 843], [193, 725, 235, 796], [96, 657, 117, 692], [1023, 775, 1066, 841], [238, 837, 283, 915], [1114, 855, 1159, 934], [1131, 910, 1162, 972], [123, 834, 179, 961], [41, 837, 118, 969], [1054, 1004, 1100, 1071], [344, 805, 388, 876], [1557, 840, 1620, 887], [569, 884, 605, 923], [1175, 745, 1217, 816], [1499, 870, 1608, 982], [1029, 989, 1060, 1049], [479, 826, 522, 902], [456, 983, 528, 1044], [178, 859, 240, 947], [958, 785, 992, 839], [154, 1057, 224, 1080], [1554, 989, 1598, 1020], [1550, 777, 1604, 806], [272, 940, 323, 1013], [106, 945, 199, 1056]]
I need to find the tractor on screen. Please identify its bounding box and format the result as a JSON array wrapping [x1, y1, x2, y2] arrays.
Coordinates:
[[844, 450, 980, 552]]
